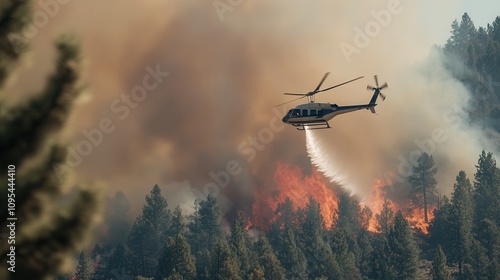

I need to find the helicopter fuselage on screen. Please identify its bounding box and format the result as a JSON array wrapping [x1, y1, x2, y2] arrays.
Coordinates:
[[282, 102, 375, 130]]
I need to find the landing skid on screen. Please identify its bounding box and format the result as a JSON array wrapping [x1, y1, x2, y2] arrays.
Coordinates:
[[293, 121, 330, 131]]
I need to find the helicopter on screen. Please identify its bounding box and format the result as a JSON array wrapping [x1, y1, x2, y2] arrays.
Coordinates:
[[279, 73, 388, 130]]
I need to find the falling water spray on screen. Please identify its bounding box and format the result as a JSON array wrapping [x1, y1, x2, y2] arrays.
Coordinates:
[[305, 129, 365, 198]]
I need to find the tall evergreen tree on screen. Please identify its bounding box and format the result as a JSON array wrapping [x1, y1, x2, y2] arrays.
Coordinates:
[[431, 246, 452, 280], [143, 184, 171, 236], [473, 151, 500, 226], [0, 2, 100, 279], [334, 192, 362, 234], [125, 185, 170, 278], [275, 230, 308, 280], [157, 234, 196, 280], [375, 198, 395, 235], [255, 236, 285, 280], [230, 212, 251, 279], [409, 152, 438, 222], [207, 240, 242, 280], [388, 211, 420, 279], [168, 205, 186, 237], [188, 193, 224, 253], [331, 229, 362, 280], [449, 171, 474, 276], [105, 243, 127, 280], [126, 216, 159, 278], [369, 238, 396, 280], [75, 250, 94, 280]]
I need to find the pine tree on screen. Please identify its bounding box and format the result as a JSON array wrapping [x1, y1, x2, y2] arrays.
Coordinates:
[[157, 234, 196, 280], [473, 151, 500, 227], [331, 229, 362, 280], [0, 2, 100, 279], [469, 239, 490, 280], [369, 237, 396, 280], [388, 211, 420, 279], [376, 198, 395, 235], [126, 216, 159, 278], [334, 192, 362, 234], [409, 152, 438, 223], [125, 184, 170, 277], [168, 205, 186, 237], [449, 171, 474, 276], [188, 193, 224, 253], [208, 240, 242, 280], [230, 211, 251, 279], [275, 230, 308, 280], [143, 184, 171, 237], [106, 243, 127, 280], [431, 246, 452, 280], [75, 250, 94, 280], [298, 198, 341, 279], [255, 236, 285, 280]]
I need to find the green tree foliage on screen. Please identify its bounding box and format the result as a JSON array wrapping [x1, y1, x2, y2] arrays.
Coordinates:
[[255, 236, 285, 280], [207, 240, 242, 280], [388, 211, 420, 279], [0, 2, 100, 280], [449, 171, 474, 276], [188, 193, 224, 253], [230, 211, 251, 279], [331, 229, 362, 280], [375, 198, 395, 236], [409, 152, 438, 222], [334, 192, 362, 235], [276, 229, 308, 280], [75, 250, 94, 280], [126, 216, 159, 277], [299, 198, 341, 280], [157, 234, 196, 280], [431, 245, 452, 280], [369, 237, 396, 280], [473, 151, 500, 227], [126, 185, 170, 278], [106, 243, 127, 279], [168, 205, 186, 236]]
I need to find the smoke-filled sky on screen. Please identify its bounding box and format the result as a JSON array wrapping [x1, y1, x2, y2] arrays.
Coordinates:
[[4, 0, 500, 216]]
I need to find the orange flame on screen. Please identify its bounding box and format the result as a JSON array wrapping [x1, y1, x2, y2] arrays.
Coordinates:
[[250, 162, 338, 230], [365, 174, 435, 234], [250, 164, 435, 234]]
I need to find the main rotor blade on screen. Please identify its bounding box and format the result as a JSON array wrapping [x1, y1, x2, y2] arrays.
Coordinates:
[[317, 76, 364, 93], [379, 82, 388, 90], [284, 93, 306, 96], [374, 75, 379, 87], [367, 85, 374, 90], [314, 72, 330, 92], [380, 92, 386, 100], [274, 95, 306, 107]]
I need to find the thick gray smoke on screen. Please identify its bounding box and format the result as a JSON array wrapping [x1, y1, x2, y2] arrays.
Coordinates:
[[3, 0, 497, 221]]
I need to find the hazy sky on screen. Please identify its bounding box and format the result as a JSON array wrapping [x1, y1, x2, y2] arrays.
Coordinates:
[[5, 1, 500, 216]]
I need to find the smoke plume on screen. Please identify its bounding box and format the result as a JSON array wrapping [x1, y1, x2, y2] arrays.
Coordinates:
[[4, 0, 498, 223]]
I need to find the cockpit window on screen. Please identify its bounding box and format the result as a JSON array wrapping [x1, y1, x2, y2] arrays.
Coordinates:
[[287, 110, 293, 116], [292, 109, 300, 116], [302, 109, 308, 116]]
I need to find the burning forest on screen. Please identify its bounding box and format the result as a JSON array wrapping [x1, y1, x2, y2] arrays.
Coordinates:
[[1, 0, 500, 279]]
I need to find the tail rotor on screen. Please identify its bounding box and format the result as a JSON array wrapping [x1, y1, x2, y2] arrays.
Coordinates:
[[367, 75, 388, 100]]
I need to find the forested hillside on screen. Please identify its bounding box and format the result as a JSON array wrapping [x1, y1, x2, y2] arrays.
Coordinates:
[[441, 13, 500, 135]]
